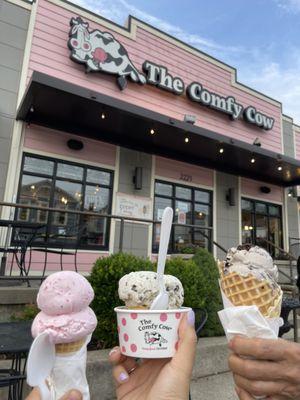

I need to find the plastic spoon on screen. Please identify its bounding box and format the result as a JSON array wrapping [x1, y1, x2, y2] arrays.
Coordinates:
[[27, 332, 56, 400], [150, 207, 174, 310]]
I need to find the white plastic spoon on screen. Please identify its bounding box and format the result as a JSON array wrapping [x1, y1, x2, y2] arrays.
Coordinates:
[[150, 207, 174, 310], [27, 332, 56, 400]]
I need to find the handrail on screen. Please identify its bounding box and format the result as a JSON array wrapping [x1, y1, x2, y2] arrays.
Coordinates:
[[260, 237, 296, 261], [0, 201, 227, 257]]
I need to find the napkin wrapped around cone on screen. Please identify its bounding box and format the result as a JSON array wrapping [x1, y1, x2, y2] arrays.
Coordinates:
[[217, 246, 284, 400]]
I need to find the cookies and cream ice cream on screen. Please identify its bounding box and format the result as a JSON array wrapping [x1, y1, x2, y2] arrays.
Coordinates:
[[118, 271, 184, 309], [224, 244, 278, 282], [219, 244, 282, 318]]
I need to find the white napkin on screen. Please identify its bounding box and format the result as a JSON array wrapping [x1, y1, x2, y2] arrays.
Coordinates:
[[218, 282, 283, 399], [218, 305, 283, 340], [47, 335, 91, 400]]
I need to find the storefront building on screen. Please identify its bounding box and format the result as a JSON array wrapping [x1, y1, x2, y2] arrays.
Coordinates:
[[1, 0, 300, 272]]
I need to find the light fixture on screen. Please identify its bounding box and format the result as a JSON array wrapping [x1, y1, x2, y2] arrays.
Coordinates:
[[287, 187, 297, 198], [249, 226, 253, 230], [278, 166, 282, 171], [251, 158, 255, 164], [288, 191, 292, 197], [30, 185, 35, 190], [132, 167, 143, 190], [185, 137, 189, 143], [30, 106, 34, 113], [183, 114, 196, 124], [150, 128, 155, 135], [253, 137, 261, 147], [101, 112, 105, 119], [219, 148, 224, 154]]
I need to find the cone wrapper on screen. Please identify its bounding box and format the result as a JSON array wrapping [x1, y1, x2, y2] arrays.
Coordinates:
[[218, 281, 283, 400], [218, 280, 283, 340], [47, 335, 91, 400]]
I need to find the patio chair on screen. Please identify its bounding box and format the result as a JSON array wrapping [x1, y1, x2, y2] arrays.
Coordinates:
[[30, 223, 88, 277]]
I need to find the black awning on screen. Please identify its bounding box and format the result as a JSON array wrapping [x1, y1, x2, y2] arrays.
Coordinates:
[[17, 71, 300, 187]]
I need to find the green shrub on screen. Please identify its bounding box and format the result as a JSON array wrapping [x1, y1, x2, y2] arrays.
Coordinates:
[[89, 253, 154, 349], [11, 303, 39, 321], [192, 248, 223, 336]]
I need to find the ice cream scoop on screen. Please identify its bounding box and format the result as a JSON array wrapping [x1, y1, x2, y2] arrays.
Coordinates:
[[37, 271, 94, 315], [118, 271, 184, 309], [224, 244, 278, 282], [219, 244, 282, 318]]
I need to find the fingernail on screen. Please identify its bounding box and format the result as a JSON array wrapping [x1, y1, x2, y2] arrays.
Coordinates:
[[187, 309, 195, 326], [109, 347, 118, 356], [67, 391, 81, 400], [119, 372, 129, 382], [235, 386, 241, 395]]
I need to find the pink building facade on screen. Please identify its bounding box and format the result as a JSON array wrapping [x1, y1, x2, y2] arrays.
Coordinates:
[[2, 0, 300, 273]]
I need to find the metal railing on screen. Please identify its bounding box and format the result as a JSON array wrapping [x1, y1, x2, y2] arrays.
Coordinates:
[[0, 201, 221, 281], [259, 237, 297, 284]]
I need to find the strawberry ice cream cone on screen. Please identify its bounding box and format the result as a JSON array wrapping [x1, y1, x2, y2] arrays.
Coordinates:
[[30, 271, 97, 400]]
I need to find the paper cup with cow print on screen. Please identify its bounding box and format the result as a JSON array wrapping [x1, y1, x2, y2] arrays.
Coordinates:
[[114, 306, 191, 358]]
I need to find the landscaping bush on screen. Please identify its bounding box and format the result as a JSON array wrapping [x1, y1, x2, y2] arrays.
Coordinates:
[[89, 253, 154, 349], [165, 249, 223, 337], [192, 248, 224, 336], [90, 250, 223, 349], [11, 303, 39, 321]]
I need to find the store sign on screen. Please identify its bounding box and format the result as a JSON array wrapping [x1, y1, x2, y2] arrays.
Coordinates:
[[115, 192, 152, 219], [68, 17, 274, 130]]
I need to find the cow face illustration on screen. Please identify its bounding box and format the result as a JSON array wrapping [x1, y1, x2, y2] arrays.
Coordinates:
[[144, 332, 168, 347], [68, 17, 146, 90]]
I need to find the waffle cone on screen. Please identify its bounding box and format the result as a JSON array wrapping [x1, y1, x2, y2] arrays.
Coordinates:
[[219, 261, 282, 317], [55, 338, 85, 354]]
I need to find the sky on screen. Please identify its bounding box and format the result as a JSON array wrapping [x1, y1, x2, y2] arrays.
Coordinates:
[[71, 0, 300, 124]]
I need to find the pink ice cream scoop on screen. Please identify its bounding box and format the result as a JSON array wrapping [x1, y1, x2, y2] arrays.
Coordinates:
[[37, 271, 94, 315], [32, 307, 97, 344], [32, 271, 97, 344]]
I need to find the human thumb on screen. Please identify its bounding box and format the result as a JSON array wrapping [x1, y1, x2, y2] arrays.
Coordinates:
[[59, 389, 82, 400], [171, 309, 197, 377]]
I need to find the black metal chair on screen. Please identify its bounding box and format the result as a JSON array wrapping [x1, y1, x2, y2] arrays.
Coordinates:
[[0, 321, 32, 400], [189, 308, 208, 400], [279, 297, 300, 339], [29, 223, 89, 277]]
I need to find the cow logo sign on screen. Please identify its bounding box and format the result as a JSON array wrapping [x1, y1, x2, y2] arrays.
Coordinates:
[[68, 17, 146, 90]]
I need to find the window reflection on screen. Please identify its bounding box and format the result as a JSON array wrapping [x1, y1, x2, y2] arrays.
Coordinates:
[[153, 181, 212, 253], [241, 198, 283, 257], [17, 155, 113, 250]]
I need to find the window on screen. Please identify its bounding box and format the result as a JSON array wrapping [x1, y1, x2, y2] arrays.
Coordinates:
[[16, 154, 113, 249], [241, 198, 283, 257], [153, 181, 213, 253]]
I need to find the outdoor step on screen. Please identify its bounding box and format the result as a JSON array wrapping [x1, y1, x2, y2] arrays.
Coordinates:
[[0, 286, 38, 305]]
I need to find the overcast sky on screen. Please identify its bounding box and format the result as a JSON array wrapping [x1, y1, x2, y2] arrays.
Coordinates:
[[71, 0, 300, 124]]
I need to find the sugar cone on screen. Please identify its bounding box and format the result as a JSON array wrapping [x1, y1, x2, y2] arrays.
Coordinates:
[[219, 260, 282, 317], [55, 338, 85, 354]]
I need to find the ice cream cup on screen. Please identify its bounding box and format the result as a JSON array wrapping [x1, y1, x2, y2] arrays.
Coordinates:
[[114, 306, 191, 358]]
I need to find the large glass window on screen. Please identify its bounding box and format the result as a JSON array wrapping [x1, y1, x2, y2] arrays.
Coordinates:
[[241, 198, 283, 257], [16, 154, 113, 249], [153, 181, 213, 253]]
